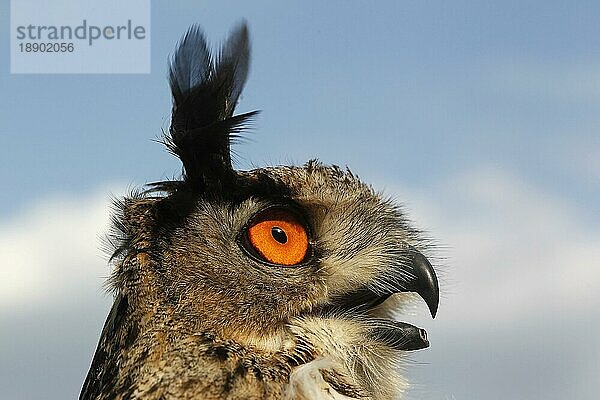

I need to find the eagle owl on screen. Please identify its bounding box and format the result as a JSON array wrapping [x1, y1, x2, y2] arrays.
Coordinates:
[[80, 23, 439, 400]]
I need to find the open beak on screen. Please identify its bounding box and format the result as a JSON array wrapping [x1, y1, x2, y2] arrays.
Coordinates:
[[331, 246, 439, 351]]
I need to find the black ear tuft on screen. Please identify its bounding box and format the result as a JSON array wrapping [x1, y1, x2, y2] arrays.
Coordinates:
[[164, 22, 258, 192]]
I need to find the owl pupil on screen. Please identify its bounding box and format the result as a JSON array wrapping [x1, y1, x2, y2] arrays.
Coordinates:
[[271, 227, 287, 244]]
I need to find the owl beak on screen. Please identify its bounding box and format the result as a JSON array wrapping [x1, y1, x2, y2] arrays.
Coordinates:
[[403, 248, 439, 318], [340, 246, 440, 318], [371, 320, 430, 351]]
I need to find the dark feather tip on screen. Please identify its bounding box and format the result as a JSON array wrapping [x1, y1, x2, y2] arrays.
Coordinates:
[[165, 22, 256, 191]]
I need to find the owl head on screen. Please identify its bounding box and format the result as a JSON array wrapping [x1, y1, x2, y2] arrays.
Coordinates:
[[106, 22, 439, 399]]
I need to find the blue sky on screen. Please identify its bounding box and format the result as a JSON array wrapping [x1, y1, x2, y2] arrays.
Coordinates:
[[1, 1, 599, 399]]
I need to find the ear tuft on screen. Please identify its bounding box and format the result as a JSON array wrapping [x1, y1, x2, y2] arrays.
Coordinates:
[[165, 22, 257, 191]]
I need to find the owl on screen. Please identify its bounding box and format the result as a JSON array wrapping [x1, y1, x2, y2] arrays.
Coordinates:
[[80, 22, 439, 400]]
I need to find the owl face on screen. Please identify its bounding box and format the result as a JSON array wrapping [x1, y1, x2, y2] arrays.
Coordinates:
[[140, 162, 437, 351]]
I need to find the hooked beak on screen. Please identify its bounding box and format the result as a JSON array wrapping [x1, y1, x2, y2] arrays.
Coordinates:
[[341, 246, 440, 318], [330, 246, 439, 351], [402, 248, 439, 318]]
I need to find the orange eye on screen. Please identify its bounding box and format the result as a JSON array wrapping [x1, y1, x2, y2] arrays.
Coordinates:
[[245, 208, 309, 266]]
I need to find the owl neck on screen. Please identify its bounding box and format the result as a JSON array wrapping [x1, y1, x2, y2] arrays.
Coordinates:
[[81, 292, 313, 399]]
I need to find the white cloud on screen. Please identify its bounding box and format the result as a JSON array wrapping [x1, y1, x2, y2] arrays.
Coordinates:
[[0, 187, 121, 313], [394, 166, 600, 400], [391, 166, 600, 326]]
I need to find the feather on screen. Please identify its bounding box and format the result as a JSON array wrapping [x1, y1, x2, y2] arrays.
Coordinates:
[[165, 22, 257, 191]]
